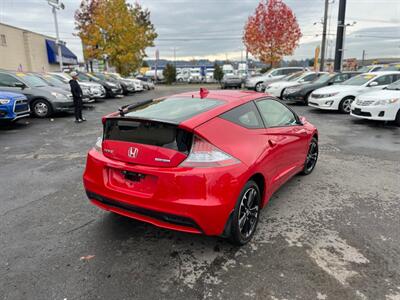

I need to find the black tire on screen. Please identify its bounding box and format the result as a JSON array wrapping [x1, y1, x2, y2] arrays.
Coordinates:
[[304, 92, 312, 105], [395, 110, 400, 126], [255, 82, 263, 92], [339, 97, 354, 114], [301, 137, 318, 175], [31, 99, 53, 118], [229, 180, 261, 245], [280, 89, 286, 99]]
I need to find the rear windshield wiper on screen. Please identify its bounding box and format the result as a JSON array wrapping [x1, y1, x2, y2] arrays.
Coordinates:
[[118, 99, 153, 116]]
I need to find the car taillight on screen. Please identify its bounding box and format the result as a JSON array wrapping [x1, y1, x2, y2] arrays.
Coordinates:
[[180, 135, 240, 168], [94, 137, 102, 152]]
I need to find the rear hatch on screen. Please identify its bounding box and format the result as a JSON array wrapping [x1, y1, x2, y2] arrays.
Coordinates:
[[101, 96, 224, 168], [103, 118, 192, 167]]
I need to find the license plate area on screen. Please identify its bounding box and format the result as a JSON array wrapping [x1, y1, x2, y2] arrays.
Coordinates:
[[122, 170, 145, 182], [107, 168, 158, 195]]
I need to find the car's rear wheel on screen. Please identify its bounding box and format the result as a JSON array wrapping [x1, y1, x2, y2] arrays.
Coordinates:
[[229, 180, 261, 245], [339, 97, 354, 114], [301, 137, 318, 175], [255, 82, 263, 92], [395, 109, 400, 126], [31, 99, 53, 118]]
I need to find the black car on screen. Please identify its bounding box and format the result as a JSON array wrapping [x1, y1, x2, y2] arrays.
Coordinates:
[[76, 72, 123, 98], [282, 72, 360, 105]]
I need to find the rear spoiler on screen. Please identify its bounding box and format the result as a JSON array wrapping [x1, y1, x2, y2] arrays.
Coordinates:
[[118, 99, 153, 116]]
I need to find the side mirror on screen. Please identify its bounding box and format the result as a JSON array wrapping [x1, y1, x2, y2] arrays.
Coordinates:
[[14, 82, 26, 89], [300, 116, 307, 124], [369, 81, 378, 87]]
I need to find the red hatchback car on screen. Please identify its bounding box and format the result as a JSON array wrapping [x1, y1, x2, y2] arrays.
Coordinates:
[[83, 89, 318, 245]]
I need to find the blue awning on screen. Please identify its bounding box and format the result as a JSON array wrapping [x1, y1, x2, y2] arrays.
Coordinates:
[[46, 39, 78, 65]]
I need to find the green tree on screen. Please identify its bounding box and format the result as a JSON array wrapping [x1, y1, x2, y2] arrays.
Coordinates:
[[75, 0, 157, 76], [163, 64, 176, 85], [213, 63, 224, 85]]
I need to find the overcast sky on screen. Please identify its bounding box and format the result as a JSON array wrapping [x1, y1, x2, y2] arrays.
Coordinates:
[[0, 0, 399, 62]]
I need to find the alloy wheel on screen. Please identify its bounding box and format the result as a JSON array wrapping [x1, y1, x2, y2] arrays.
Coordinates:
[[342, 98, 353, 113], [305, 140, 318, 172], [34, 102, 49, 117], [255, 83, 263, 92], [238, 187, 259, 239]]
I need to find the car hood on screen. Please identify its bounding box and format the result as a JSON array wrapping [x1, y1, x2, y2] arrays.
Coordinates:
[[0, 91, 26, 99], [37, 86, 71, 95], [314, 84, 360, 94], [357, 89, 400, 100], [269, 81, 297, 88]]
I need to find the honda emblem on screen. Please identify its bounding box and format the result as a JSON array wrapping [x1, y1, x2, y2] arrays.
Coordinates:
[[128, 147, 139, 158]]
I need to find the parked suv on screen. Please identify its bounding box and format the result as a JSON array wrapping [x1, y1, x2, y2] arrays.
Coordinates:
[[245, 67, 305, 92], [78, 72, 123, 98], [0, 91, 30, 122], [0, 70, 73, 118]]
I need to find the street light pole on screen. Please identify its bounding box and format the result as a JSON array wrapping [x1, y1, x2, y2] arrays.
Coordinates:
[[52, 6, 63, 71], [320, 0, 329, 71]]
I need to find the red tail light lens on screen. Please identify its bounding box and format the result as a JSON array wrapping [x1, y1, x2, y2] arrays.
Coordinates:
[[180, 135, 240, 168]]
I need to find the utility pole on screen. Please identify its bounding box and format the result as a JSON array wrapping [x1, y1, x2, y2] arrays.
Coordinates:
[[47, 0, 65, 71], [361, 50, 366, 66], [320, 0, 329, 71], [334, 0, 347, 71]]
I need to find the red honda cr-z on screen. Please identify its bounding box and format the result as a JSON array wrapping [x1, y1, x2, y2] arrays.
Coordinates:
[[83, 89, 318, 245]]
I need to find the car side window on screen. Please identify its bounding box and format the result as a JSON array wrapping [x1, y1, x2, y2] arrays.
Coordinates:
[[256, 99, 298, 127], [0, 73, 21, 87], [373, 75, 393, 86], [220, 102, 264, 129]]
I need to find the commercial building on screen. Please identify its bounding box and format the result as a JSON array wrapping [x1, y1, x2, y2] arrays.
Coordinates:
[[0, 22, 78, 72]]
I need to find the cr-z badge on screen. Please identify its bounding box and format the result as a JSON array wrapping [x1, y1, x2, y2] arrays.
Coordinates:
[[128, 147, 139, 158]]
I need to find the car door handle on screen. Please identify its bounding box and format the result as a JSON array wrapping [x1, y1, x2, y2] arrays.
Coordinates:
[[268, 140, 277, 147], [296, 129, 307, 135]]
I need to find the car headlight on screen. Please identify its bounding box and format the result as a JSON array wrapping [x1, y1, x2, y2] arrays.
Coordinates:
[[374, 98, 399, 105], [286, 87, 302, 94], [0, 98, 11, 104], [317, 92, 339, 98], [51, 92, 68, 100]]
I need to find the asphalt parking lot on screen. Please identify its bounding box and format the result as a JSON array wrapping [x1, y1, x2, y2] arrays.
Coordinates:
[[1, 84, 399, 300]]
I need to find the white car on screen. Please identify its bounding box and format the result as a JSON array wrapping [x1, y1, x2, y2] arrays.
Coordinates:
[[107, 72, 144, 92], [308, 71, 400, 113], [357, 65, 384, 73], [265, 71, 325, 98], [350, 79, 400, 125], [245, 67, 305, 92], [205, 69, 216, 83]]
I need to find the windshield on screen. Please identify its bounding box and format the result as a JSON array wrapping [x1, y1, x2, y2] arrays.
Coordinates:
[[93, 73, 108, 80], [52, 73, 70, 83], [41, 75, 65, 87], [313, 73, 335, 84], [78, 73, 93, 81], [387, 79, 400, 90], [125, 97, 224, 123], [357, 66, 372, 73], [342, 74, 376, 86], [16, 73, 48, 87], [285, 72, 303, 81]]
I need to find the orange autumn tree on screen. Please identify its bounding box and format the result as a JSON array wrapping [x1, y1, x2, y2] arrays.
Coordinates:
[[243, 0, 301, 67], [75, 0, 157, 75]]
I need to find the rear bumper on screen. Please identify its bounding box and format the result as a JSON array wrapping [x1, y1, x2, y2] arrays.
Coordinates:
[[83, 149, 247, 236]]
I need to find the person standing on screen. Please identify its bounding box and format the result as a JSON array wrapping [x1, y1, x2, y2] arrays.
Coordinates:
[[69, 71, 86, 123]]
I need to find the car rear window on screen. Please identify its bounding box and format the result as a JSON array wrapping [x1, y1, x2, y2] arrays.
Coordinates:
[[124, 97, 224, 123]]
